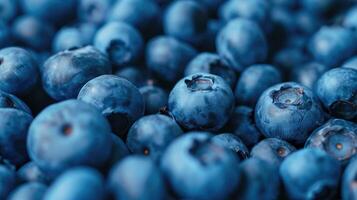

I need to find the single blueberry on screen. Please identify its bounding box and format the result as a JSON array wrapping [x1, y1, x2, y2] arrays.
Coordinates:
[[78, 75, 145, 138], [212, 133, 249, 161], [42, 46, 112, 101], [108, 156, 167, 200], [115, 67, 149, 88], [291, 62, 328, 90], [27, 100, 113, 176], [160, 132, 240, 199], [8, 182, 47, 200], [127, 114, 183, 161], [343, 6, 357, 31], [0, 165, 15, 199], [280, 148, 341, 200], [251, 138, 296, 166], [52, 27, 86, 53], [0, 0, 18, 22], [316, 68, 357, 120], [139, 85, 168, 115], [169, 73, 235, 131], [78, 0, 114, 25], [255, 82, 326, 144]]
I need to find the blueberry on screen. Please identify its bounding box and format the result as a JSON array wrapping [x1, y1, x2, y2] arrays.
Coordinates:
[[271, 0, 298, 9], [342, 56, 357, 70], [219, 0, 271, 30], [164, 0, 208, 45], [0, 47, 39, 95], [295, 10, 324, 35], [78, 0, 114, 25], [8, 182, 47, 200], [235, 64, 282, 107], [12, 15, 55, 51], [146, 36, 197, 84], [0, 90, 31, 114], [94, 22, 144, 69], [305, 119, 357, 165], [169, 73, 234, 131], [106, 134, 130, 167], [301, 0, 337, 15], [251, 138, 296, 166], [52, 27, 86, 53], [139, 85, 168, 115], [212, 133, 249, 160], [127, 114, 183, 161], [44, 167, 105, 200], [108, 156, 167, 200], [236, 158, 280, 200], [227, 106, 262, 148], [0, 0, 18, 22], [185, 52, 237, 88], [0, 21, 11, 48], [0, 165, 15, 199], [0, 109, 32, 166], [343, 6, 357, 31], [342, 158, 357, 200], [255, 82, 326, 144], [42, 46, 112, 101], [78, 75, 145, 137], [316, 68, 357, 120], [309, 26, 356, 67], [195, 0, 225, 16], [20, 0, 77, 25], [273, 47, 309, 76], [27, 100, 113, 176], [115, 67, 148, 87], [108, 0, 161, 37], [17, 162, 50, 184], [291, 62, 328, 90], [160, 132, 240, 199], [280, 148, 341, 200], [216, 18, 268, 72]]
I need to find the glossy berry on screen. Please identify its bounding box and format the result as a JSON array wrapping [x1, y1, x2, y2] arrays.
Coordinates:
[[78, 75, 145, 137], [212, 133, 249, 161], [255, 82, 326, 144], [251, 138, 296, 166], [8, 182, 47, 200], [161, 132, 240, 199], [139, 85, 168, 115], [280, 148, 341, 200], [316, 68, 357, 120], [52, 27, 86, 53], [169, 73, 234, 131], [42, 46, 111, 101], [305, 119, 357, 165], [126, 114, 183, 161]]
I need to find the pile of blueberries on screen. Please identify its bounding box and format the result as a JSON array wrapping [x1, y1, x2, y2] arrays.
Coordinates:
[[2, 0, 357, 199]]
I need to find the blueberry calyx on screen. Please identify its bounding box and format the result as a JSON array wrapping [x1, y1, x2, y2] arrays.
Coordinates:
[[277, 147, 287, 157], [185, 75, 215, 92], [270, 85, 312, 110], [189, 139, 222, 166], [61, 124, 73, 136]]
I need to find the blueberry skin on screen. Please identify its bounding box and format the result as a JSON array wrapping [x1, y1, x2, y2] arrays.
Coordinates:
[[94, 22, 144, 69], [227, 106, 261, 147], [8, 182, 47, 200], [42, 46, 112, 101], [0, 0, 18, 22], [78, 0, 114, 25], [216, 19, 268, 72], [0, 90, 31, 114], [106, 134, 130, 167], [146, 36, 197, 84], [52, 27, 86, 53], [139, 85, 168, 115], [0, 109, 32, 166], [195, 0, 224, 16], [273, 47, 309, 76], [342, 158, 357, 200], [235, 64, 282, 107], [291, 62, 328, 90], [305, 119, 357, 165], [160, 132, 240, 200], [235, 158, 280, 200], [251, 138, 296, 166], [27, 100, 113, 176], [115, 67, 148, 87], [20, 0, 77, 25], [0, 165, 15, 199], [169, 73, 235, 131], [295, 11, 324, 36], [219, 0, 271, 30], [0, 21, 11, 48], [0, 47, 39, 95], [108, 0, 161, 36], [255, 82, 326, 144], [342, 56, 357, 70], [316, 68, 357, 120], [301, 0, 336, 14], [17, 162, 50, 184], [127, 114, 183, 161], [78, 75, 144, 137], [109, 156, 167, 200], [164, 0, 208, 45], [308, 26, 356, 68], [185, 52, 237, 88], [343, 6, 357, 31], [280, 148, 341, 200], [212, 133, 249, 161], [12, 15, 55, 51], [44, 167, 105, 200]]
